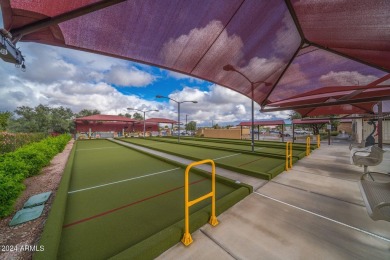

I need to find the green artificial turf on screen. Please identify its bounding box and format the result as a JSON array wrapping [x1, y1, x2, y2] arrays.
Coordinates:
[[118, 138, 294, 179], [34, 142, 78, 260], [163, 136, 317, 151], [149, 137, 307, 159], [36, 140, 250, 259]]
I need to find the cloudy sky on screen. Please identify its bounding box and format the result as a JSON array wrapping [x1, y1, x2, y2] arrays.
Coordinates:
[[0, 26, 290, 128]]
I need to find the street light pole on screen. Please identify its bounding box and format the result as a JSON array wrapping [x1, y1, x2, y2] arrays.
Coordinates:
[[223, 64, 272, 152], [185, 114, 188, 135], [178, 101, 181, 142], [156, 95, 198, 143], [127, 108, 159, 138], [143, 111, 146, 139]]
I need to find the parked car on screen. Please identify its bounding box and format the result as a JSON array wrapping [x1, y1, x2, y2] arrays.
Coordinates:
[[294, 130, 309, 135]]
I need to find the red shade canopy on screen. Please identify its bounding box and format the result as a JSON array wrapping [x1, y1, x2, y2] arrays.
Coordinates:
[[292, 119, 329, 125], [1, 0, 389, 115], [75, 114, 137, 122], [239, 120, 285, 126], [145, 118, 178, 124]]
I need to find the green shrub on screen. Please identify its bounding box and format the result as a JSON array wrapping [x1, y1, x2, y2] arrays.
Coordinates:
[[0, 134, 71, 218], [14, 147, 50, 177], [331, 131, 339, 136], [0, 171, 25, 218], [0, 155, 29, 177]]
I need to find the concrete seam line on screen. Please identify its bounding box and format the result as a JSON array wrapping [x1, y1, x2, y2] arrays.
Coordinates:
[[254, 192, 390, 243], [269, 180, 365, 207], [68, 168, 180, 194], [199, 229, 240, 260]]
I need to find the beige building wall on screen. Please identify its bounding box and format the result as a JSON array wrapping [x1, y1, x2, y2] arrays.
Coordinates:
[[201, 128, 249, 139], [337, 122, 352, 134]]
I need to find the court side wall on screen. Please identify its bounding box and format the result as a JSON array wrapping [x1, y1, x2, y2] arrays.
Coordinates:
[[203, 129, 249, 139]]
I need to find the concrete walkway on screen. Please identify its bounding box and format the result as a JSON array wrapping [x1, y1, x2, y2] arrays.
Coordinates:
[[112, 139, 390, 259]]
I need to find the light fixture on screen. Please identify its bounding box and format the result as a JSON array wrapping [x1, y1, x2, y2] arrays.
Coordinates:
[[156, 95, 198, 142], [1, 28, 26, 71], [223, 64, 272, 152], [127, 108, 159, 138]]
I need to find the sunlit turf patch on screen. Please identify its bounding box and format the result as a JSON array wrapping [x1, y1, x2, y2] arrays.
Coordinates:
[[149, 136, 308, 159], [118, 137, 299, 180], [35, 140, 250, 259]]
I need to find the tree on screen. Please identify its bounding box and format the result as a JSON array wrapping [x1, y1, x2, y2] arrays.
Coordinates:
[[0, 111, 12, 130], [289, 111, 325, 135], [76, 109, 101, 118], [35, 104, 51, 132], [186, 121, 197, 131], [50, 107, 74, 133], [330, 116, 340, 132], [8, 105, 75, 133], [10, 106, 40, 132], [118, 113, 132, 118], [132, 112, 144, 120]]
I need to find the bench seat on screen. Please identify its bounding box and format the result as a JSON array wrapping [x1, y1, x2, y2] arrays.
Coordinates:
[[358, 174, 390, 222]]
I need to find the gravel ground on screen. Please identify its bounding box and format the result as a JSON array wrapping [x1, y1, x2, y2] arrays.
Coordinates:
[[0, 140, 74, 260]]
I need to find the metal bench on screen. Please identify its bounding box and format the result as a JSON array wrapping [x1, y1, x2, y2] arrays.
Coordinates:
[[352, 146, 385, 180], [349, 141, 365, 150], [358, 173, 390, 222]]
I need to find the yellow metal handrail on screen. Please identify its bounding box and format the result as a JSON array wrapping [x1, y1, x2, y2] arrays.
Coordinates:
[[285, 141, 293, 171], [182, 159, 218, 246], [306, 136, 311, 156], [317, 134, 320, 148]]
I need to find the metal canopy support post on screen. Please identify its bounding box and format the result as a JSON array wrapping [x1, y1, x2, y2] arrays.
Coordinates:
[[251, 83, 255, 152], [378, 101, 383, 148], [292, 123, 295, 143]]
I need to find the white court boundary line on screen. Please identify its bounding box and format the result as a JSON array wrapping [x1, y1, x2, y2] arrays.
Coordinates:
[[68, 168, 180, 194], [213, 153, 242, 161], [254, 192, 390, 243]]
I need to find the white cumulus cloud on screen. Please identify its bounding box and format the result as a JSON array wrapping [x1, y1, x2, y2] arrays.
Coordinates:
[[105, 65, 155, 87]]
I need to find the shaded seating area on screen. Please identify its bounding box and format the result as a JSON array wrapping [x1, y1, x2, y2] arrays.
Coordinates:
[[359, 173, 390, 222], [352, 146, 390, 222], [352, 146, 385, 176]]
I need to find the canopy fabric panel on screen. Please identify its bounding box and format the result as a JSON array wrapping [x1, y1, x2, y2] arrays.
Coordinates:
[[146, 118, 177, 124], [264, 84, 390, 116], [238, 120, 285, 126], [75, 114, 137, 122], [1, 0, 389, 114], [292, 119, 329, 125]]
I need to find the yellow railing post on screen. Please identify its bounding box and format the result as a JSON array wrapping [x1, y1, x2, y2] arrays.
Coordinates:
[[306, 136, 311, 156], [317, 134, 320, 148], [182, 159, 218, 246], [285, 141, 292, 171]]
